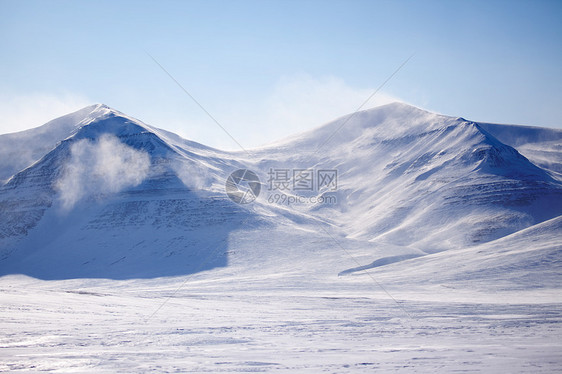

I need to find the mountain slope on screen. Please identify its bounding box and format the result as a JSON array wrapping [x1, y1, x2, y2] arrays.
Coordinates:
[[0, 104, 103, 184], [0, 105, 266, 279], [478, 122, 562, 176], [0, 102, 560, 280], [351, 214, 562, 293], [249, 103, 562, 252]]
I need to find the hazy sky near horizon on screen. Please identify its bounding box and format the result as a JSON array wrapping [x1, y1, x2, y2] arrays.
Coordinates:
[[1, 0, 561, 149]]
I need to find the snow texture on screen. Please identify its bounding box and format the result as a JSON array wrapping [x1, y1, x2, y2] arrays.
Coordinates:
[[0, 102, 561, 372]]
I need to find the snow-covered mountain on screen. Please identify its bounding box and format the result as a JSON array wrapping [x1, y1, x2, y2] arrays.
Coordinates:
[[2, 102, 562, 373], [0, 104, 257, 279], [253, 103, 561, 251], [0, 103, 561, 280]]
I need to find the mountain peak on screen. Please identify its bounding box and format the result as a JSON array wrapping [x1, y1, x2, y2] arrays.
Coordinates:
[[373, 101, 427, 113], [80, 103, 128, 122], [269, 101, 455, 149], [79, 103, 115, 117], [70, 104, 154, 141]]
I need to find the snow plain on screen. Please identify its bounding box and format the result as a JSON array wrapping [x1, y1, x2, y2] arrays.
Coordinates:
[[1, 103, 561, 372]]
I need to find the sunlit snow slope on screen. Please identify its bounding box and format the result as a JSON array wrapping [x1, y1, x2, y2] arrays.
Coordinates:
[[252, 103, 562, 252]]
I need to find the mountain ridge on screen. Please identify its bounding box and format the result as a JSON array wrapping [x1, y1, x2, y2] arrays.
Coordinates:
[[0, 102, 560, 279]]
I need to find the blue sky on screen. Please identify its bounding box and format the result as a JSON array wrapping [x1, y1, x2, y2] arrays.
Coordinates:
[[1, 0, 561, 149]]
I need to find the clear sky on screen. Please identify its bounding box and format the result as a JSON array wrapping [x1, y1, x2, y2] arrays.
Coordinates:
[[1, 0, 561, 149]]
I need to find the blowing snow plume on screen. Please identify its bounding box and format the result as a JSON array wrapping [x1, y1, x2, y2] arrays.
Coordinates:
[[55, 134, 151, 210]]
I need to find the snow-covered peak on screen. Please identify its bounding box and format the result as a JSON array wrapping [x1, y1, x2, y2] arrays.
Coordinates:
[[261, 102, 457, 151], [70, 108, 152, 141], [0, 104, 120, 182], [82, 103, 119, 115], [361, 101, 435, 120], [65, 105, 224, 160]]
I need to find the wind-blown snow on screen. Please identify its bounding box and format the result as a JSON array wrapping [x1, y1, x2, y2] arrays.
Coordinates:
[[170, 158, 212, 191], [55, 134, 151, 210], [0, 104, 102, 183]]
